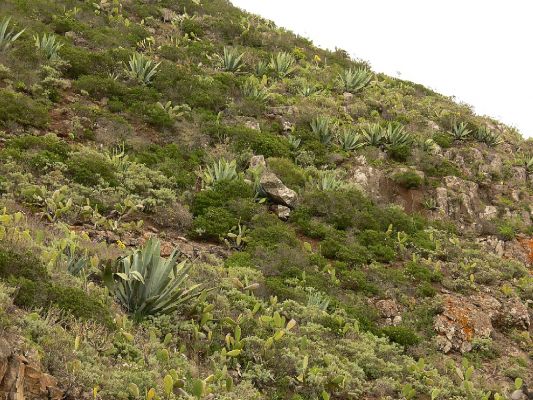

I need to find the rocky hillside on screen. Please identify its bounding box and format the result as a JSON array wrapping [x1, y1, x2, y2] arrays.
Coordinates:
[[0, 1, 532, 399]]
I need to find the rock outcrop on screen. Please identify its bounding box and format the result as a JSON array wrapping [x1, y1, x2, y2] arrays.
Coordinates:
[[0, 337, 62, 400], [434, 293, 530, 354]]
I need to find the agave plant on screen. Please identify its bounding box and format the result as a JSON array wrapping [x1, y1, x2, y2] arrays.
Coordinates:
[[125, 52, 160, 84], [309, 171, 345, 191], [287, 134, 301, 150], [522, 154, 533, 172], [222, 46, 245, 72], [297, 83, 322, 97], [269, 51, 296, 78], [254, 60, 269, 77], [337, 67, 372, 93], [383, 122, 412, 147], [201, 158, 238, 188], [310, 116, 333, 145], [361, 123, 384, 146], [34, 33, 63, 60], [473, 126, 503, 147], [449, 122, 471, 141], [241, 76, 270, 102], [338, 128, 364, 151], [104, 238, 204, 319], [0, 17, 25, 52], [421, 138, 439, 153], [156, 101, 191, 119]]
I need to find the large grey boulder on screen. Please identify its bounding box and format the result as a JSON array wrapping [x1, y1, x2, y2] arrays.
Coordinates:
[[260, 172, 298, 208]]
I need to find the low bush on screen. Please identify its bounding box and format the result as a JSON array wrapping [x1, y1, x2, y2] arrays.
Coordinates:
[[392, 170, 423, 189], [0, 89, 49, 128], [191, 206, 238, 240], [66, 149, 117, 187], [11, 278, 113, 327], [381, 325, 420, 347]]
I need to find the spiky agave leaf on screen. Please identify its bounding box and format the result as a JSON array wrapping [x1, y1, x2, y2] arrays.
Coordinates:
[[0, 17, 25, 52], [449, 122, 471, 140], [338, 128, 364, 151], [337, 67, 372, 93], [269, 51, 295, 78], [34, 33, 63, 60], [111, 238, 205, 319], [361, 123, 384, 146], [222, 46, 245, 72], [201, 158, 238, 188], [126, 53, 161, 84], [383, 122, 412, 147], [310, 116, 333, 145]]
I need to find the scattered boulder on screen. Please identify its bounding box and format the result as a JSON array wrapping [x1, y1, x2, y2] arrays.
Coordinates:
[[348, 156, 385, 199], [260, 172, 298, 208], [272, 204, 291, 220], [249, 155, 266, 170]]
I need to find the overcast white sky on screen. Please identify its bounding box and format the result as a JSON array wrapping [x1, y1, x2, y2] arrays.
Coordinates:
[[231, 0, 533, 138]]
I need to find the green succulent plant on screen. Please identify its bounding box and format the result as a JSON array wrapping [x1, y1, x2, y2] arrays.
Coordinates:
[[0, 17, 25, 52], [125, 52, 160, 84], [310, 116, 333, 145], [308, 171, 345, 191], [34, 33, 63, 60], [361, 123, 384, 146], [104, 238, 204, 319], [241, 76, 270, 102], [338, 128, 364, 151], [473, 126, 503, 147], [337, 67, 372, 93], [383, 122, 412, 147], [222, 46, 245, 72], [269, 51, 296, 78], [449, 121, 472, 140], [201, 158, 238, 188]]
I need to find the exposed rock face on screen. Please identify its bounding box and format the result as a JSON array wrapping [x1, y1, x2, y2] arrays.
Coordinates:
[[0, 337, 62, 400], [434, 294, 497, 353], [435, 176, 481, 222], [260, 172, 298, 208], [375, 299, 402, 326], [348, 156, 385, 199], [479, 205, 498, 221], [434, 294, 530, 353], [493, 298, 530, 331]]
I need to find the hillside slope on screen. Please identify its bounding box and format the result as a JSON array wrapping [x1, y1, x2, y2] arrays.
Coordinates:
[[0, 1, 532, 399]]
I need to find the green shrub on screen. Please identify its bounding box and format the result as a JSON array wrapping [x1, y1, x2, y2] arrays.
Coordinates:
[[191, 180, 254, 216], [404, 261, 442, 283], [358, 230, 396, 263], [11, 278, 113, 327], [61, 46, 118, 79], [0, 89, 49, 128], [267, 157, 307, 188], [392, 170, 423, 189], [433, 132, 453, 148], [66, 149, 117, 186], [381, 325, 420, 347], [191, 206, 238, 240], [247, 214, 299, 250], [0, 248, 48, 281], [387, 144, 411, 162], [226, 125, 291, 158], [2, 134, 69, 172]]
